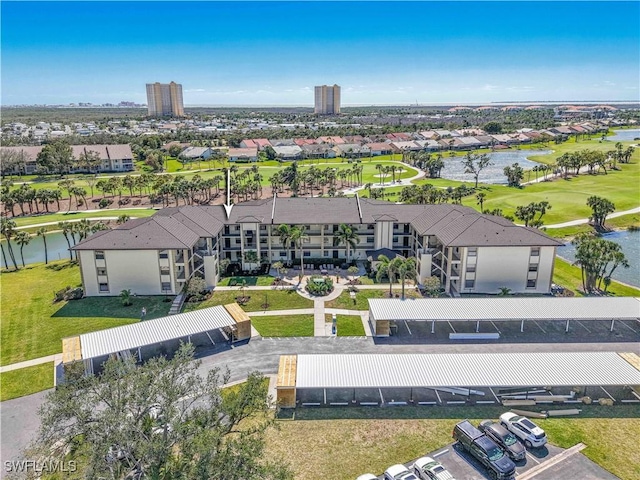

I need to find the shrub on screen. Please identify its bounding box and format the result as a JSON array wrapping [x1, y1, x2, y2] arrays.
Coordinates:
[[98, 198, 113, 209], [54, 285, 84, 302], [186, 277, 208, 302], [306, 276, 334, 296], [118, 198, 131, 206]]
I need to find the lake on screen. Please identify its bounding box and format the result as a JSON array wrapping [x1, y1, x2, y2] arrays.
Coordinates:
[[439, 150, 551, 184], [606, 129, 640, 142], [556, 230, 640, 287], [1, 231, 73, 268]]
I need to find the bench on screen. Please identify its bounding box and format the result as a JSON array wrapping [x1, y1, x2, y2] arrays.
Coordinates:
[[449, 332, 500, 340]]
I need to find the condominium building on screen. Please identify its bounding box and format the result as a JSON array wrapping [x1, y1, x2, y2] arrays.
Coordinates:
[[146, 81, 184, 117], [72, 196, 561, 297], [314, 84, 341, 115]]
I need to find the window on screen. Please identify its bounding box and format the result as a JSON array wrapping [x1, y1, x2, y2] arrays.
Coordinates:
[[98, 283, 109, 292], [392, 236, 398, 243], [159, 251, 169, 259], [96, 268, 107, 276], [528, 264, 538, 272], [280, 251, 287, 257], [235, 238, 241, 244], [466, 265, 476, 273], [95, 251, 105, 260], [260, 225, 267, 231], [531, 247, 540, 257], [468, 247, 477, 257], [465, 279, 475, 289], [160, 266, 170, 275], [527, 279, 537, 288], [161, 282, 172, 291], [234, 225, 240, 231], [367, 237, 374, 243], [367, 224, 374, 230], [260, 238, 267, 244], [303, 251, 310, 257]]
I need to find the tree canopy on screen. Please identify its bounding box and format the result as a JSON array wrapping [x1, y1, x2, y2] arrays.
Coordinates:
[[33, 344, 291, 480]]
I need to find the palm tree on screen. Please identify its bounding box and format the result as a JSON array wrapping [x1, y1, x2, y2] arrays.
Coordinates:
[[117, 214, 131, 225], [14, 230, 31, 267], [37, 227, 49, 264], [276, 224, 294, 262], [1, 217, 19, 270], [376, 254, 397, 298], [334, 224, 360, 263], [58, 221, 74, 261], [475, 192, 486, 212], [390, 256, 417, 299], [288, 225, 309, 280]]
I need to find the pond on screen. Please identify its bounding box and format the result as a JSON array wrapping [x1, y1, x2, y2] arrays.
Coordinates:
[[1, 231, 73, 268], [606, 129, 640, 142], [439, 150, 551, 184], [556, 230, 640, 287]]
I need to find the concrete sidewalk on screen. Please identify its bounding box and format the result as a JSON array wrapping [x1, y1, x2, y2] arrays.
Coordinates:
[[0, 354, 61, 373]]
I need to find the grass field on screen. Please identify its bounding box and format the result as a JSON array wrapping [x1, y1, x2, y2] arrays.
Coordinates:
[[183, 288, 314, 313], [0, 261, 171, 366], [0, 362, 54, 401], [326, 288, 422, 310], [552, 257, 640, 297], [325, 314, 366, 336], [251, 314, 314, 337], [12, 208, 158, 228], [266, 405, 640, 480], [216, 276, 276, 287]]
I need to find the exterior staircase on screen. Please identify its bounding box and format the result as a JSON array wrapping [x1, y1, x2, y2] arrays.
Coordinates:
[[168, 293, 186, 315]]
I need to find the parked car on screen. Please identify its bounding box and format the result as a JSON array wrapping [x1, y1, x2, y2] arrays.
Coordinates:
[[478, 420, 526, 461], [384, 464, 419, 480], [452, 420, 516, 480], [412, 456, 456, 480], [499, 412, 547, 448], [356, 475, 378, 480]]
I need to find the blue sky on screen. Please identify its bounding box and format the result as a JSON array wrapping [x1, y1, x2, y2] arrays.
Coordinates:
[[1, 1, 639, 106]]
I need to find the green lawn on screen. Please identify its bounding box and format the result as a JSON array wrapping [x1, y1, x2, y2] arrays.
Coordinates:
[[0, 362, 54, 401], [326, 288, 422, 310], [250, 314, 314, 337], [553, 257, 640, 297], [267, 405, 640, 480], [217, 276, 275, 287], [12, 208, 158, 228], [325, 314, 365, 336], [0, 261, 171, 366], [183, 288, 313, 313]]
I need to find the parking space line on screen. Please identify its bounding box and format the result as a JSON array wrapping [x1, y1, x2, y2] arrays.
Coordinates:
[[489, 386, 501, 403], [618, 320, 639, 334], [447, 320, 456, 333], [526, 452, 541, 465], [490, 321, 501, 334], [532, 320, 546, 333], [575, 320, 591, 333], [404, 320, 412, 335], [433, 449, 448, 458]]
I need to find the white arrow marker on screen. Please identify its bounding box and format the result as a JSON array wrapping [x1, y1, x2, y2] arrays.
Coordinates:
[[223, 168, 233, 219]]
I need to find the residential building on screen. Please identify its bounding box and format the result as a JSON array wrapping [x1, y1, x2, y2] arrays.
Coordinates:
[[314, 84, 341, 115], [72, 197, 562, 297], [0, 144, 134, 174], [227, 147, 258, 162], [146, 81, 184, 117]]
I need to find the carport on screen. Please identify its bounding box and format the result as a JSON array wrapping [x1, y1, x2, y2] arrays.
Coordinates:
[[276, 352, 640, 408], [368, 297, 640, 337], [62, 303, 252, 376]]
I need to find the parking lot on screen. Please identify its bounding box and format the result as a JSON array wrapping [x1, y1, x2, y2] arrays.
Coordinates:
[[374, 318, 640, 345], [374, 441, 619, 480]]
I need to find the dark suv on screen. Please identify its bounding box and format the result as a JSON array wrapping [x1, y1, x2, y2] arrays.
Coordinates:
[[452, 420, 516, 480], [478, 420, 526, 462]]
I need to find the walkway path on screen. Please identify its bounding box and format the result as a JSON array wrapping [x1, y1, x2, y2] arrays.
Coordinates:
[[544, 206, 640, 229], [342, 161, 426, 194], [0, 354, 61, 373]]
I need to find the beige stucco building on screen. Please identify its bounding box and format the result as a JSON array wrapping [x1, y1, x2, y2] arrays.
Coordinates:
[[72, 196, 562, 297]]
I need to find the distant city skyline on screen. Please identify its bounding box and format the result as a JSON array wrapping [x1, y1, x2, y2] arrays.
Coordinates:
[[1, 2, 639, 107]]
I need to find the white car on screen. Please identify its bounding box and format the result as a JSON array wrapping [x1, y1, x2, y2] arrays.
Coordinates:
[[384, 463, 419, 480], [355, 475, 378, 480], [500, 411, 547, 448], [413, 457, 456, 480], [413, 456, 456, 480]]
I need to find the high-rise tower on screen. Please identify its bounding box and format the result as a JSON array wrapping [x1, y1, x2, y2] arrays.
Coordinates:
[[314, 84, 341, 115], [146, 81, 184, 117]]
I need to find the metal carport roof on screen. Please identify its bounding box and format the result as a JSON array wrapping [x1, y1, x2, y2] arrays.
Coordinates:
[[79, 306, 235, 360], [295, 352, 640, 389], [368, 297, 640, 322]]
